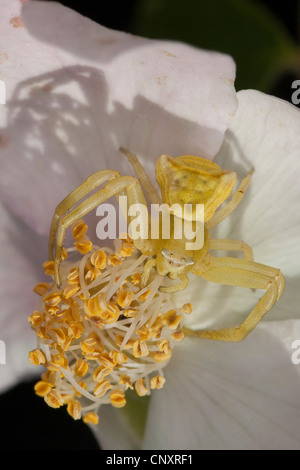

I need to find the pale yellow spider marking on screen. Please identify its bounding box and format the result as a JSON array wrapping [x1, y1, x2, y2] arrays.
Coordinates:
[[49, 149, 284, 342]]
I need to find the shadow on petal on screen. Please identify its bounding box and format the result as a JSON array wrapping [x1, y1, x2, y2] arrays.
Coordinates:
[[0, 65, 221, 237]]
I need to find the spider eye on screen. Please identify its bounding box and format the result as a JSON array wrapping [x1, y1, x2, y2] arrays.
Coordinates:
[[161, 249, 194, 266]]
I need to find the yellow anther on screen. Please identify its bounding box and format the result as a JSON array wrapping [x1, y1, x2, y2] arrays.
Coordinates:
[[67, 267, 80, 284], [60, 336, 72, 352], [138, 289, 151, 302], [41, 370, 56, 386], [130, 273, 141, 286], [150, 350, 172, 362], [171, 330, 185, 341], [157, 339, 171, 354], [68, 321, 84, 339], [119, 243, 134, 257], [42, 260, 55, 276], [150, 314, 162, 330], [44, 389, 64, 408], [33, 282, 50, 296], [123, 339, 135, 350], [87, 316, 105, 329], [34, 381, 52, 397], [67, 400, 82, 420], [133, 340, 149, 358], [117, 290, 134, 308], [28, 349, 46, 366], [74, 358, 89, 378], [181, 303, 193, 314], [48, 352, 68, 371], [71, 219, 88, 240], [118, 375, 133, 390], [107, 302, 120, 315], [114, 334, 125, 347], [123, 308, 138, 318], [74, 238, 93, 255], [104, 303, 120, 324], [93, 366, 112, 382], [98, 352, 117, 368], [163, 310, 183, 330], [45, 305, 61, 316], [84, 351, 102, 361], [44, 292, 61, 307], [84, 269, 97, 283], [119, 232, 132, 242], [108, 254, 122, 266], [94, 380, 113, 398], [90, 250, 107, 270], [63, 284, 80, 299], [135, 378, 149, 397], [136, 325, 152, 341], [150, 375, 166, 390], [110, 389, 126, 408], [48, 327, 66, 344], [83, 412, 99, 425], [109, 350, 128, 365], [28, 311, 44, 328], [84, 293, 107, 317], [81, 335, 103, 355], [150, 315, 163, 339], [61, 393, 75, 404], [36, 326, 47, 339]]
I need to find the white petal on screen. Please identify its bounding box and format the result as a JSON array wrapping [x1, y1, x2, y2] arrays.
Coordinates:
[[0, 203, 46, 392], [91, 406, 141, 450], [143, 320, 300, 450], [0, 0, 237, 234]]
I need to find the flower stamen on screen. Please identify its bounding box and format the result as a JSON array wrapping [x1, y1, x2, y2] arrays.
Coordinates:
[[28, 226, 192, 424]]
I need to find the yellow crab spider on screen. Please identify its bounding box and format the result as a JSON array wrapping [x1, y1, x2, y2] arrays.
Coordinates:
[[48, 149, 284, 342]]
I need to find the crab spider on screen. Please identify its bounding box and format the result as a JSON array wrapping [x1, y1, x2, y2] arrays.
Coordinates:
[[48, 149, 284, 342]]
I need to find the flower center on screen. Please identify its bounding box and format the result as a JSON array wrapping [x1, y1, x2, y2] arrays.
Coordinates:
[[28, 221, 192, 425]]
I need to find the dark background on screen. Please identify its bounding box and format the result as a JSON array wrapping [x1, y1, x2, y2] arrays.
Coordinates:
[[1, 0, 299, 450]]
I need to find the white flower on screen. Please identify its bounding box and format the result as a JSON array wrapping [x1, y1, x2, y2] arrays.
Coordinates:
[[0, 0, 300, 450]]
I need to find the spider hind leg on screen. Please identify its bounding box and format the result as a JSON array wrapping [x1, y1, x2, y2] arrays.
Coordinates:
[[184, 256, 284, 342]]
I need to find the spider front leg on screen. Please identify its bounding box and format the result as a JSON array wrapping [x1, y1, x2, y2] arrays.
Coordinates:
[[185, 255, 284, 342], [53, 175, 152, 287], [159, 274, 189, 293], [48, 170, 120, 261], [210, 238, 253, 261], [206, 168, 254, 229]]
